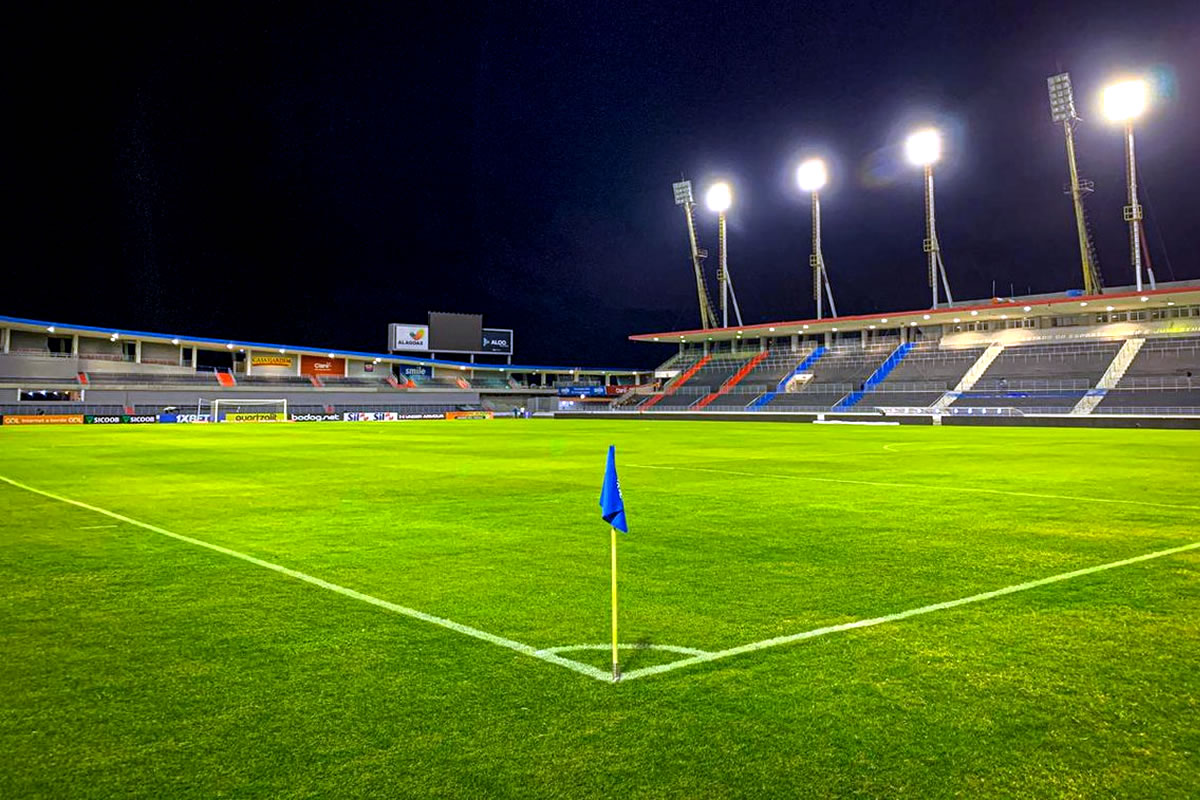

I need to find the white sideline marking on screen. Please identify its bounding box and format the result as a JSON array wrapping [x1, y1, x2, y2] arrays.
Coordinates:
[[620, 539, 1200, 681], [0, 474, 611, 684], [4, 475, 1198, 685], [80, 524, 118, 530], [539, 643, 711, 657], [625, 463, 1200, 512]]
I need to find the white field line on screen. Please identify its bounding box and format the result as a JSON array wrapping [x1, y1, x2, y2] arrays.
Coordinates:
[[0, 474, 611, 684], [620, 539, 1200, 681], [625, 463, 1200, 512]]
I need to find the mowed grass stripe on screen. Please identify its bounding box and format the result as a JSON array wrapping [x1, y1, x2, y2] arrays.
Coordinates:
[[0, 474, 611, 683]]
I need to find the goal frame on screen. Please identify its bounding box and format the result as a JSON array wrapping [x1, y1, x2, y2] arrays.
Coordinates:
[[210, 398, 288, 422]]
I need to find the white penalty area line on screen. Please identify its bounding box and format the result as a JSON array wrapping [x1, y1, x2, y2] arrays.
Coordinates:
[[619, 538, 1200, 680], [0, 474, 611, 684], [625, 462, 1200, 512]]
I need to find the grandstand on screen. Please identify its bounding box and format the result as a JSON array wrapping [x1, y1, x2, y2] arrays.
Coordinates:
[[612, 281, 1200, 425], [0, 315, 649, 422]]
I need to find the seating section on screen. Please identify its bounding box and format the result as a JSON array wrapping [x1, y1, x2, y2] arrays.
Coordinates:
[[766, 344, 891, 410], [953, 341, 1121, 412], [866, 343, 985, 409], [1098, 336, 1200, 412]]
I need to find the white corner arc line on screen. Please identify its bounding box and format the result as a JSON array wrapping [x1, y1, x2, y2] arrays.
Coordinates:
[[0, 474, 611, 683], [619, 539, 1200, 681], [625, 463, 1200, 512]]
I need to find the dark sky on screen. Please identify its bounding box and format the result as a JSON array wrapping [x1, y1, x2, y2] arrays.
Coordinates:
[[8, 1, 1199, 367]]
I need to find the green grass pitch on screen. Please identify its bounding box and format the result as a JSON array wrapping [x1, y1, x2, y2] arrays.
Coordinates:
[[1, 419, 1198, 797]]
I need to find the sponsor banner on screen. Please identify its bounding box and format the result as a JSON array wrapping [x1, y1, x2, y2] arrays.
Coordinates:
[[606, 384, 639, 395], [558, 386, 607, 397], [224, 412, 285, 423], [445, 410, 494, 420], [2, 414, 85, 426], [363, 363, 375, 373], [290, 413, 341, 422], [86, 415, 125, 425], [341, 411, 447, 422], [164, 413, 212, 424], [127, 414, 159, 424], [300, 355, 346, 376], [400, 364, 432, 378], [481, 328, 514, 354], [251, 355, 294, 368], [389, 323, 430, 352]]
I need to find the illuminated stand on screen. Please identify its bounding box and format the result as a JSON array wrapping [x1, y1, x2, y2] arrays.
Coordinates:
[[1047, 72, 1104, 295], [1103, 79, 1157, 292], [796, 158, 837, 319], [906, 129, 953, 309], [672, 180, 718, 329], [705, 181, 743, 328]]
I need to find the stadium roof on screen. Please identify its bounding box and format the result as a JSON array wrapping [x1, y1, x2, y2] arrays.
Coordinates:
[[629, 281, 1200, 344], [0, 314, 650, 376]]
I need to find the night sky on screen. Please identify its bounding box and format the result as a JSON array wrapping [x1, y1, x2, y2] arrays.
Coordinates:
[[9, 1, 1199, 367]]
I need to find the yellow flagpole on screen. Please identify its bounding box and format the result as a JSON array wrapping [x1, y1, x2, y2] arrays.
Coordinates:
[[610, 525, 619, 681]]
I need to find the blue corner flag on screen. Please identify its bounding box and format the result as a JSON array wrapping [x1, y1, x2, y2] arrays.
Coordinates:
[[599, 445, 628, 533]]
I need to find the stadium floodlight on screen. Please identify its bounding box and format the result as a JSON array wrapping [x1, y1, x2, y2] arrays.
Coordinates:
[[906, 127, 953, 308], [672, 179, 717, 329], [796, 158, 827, 192], [905, 128, 941, 167], [1102, 79, 1147, 122], [796, 158, 837, 319], [704, 181, 742, 328], [1048, 72, 1103, 296], [1102, 77, 1156, 292], [705, 182, 732, 212]]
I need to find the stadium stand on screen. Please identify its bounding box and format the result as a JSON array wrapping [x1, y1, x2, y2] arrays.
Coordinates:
[[1097, 335, 1200, 412], [950, 341, 1122, 412]]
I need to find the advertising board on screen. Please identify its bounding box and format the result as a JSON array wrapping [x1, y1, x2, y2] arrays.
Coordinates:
[[224, 412, 285, 423], [480, 328, 514, 354], [290, 413, 341, 422], [444, 410, 494, 420], [400, 364, 433, 378], [558, 386, 607, 397], [251, 355, 294, 368], [389, 323, 430, 352], [2, 414, 85, 426], [300, 355, 346, 376]]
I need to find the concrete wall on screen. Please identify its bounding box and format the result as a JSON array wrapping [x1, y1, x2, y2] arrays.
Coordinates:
[[0, 353, 77, 379], [77, 337, 123, 358], [141, 342, 179, 365], [9, 330, 48, 352], [346, 359, 381, 377]]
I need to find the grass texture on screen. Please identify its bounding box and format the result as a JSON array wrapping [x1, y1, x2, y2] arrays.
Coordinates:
[[1, 419, 1197, 797]]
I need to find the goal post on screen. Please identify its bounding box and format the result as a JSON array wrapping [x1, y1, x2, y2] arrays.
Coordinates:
[[211, 398, 288, 423]]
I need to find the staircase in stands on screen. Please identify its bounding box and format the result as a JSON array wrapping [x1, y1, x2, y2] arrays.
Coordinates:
[[748, 346, 824, 409], [1071, 337, 1145, 415], [693, 350, 770, 409], [932, 343, 1005, 409], [833, 343, 913, 410], [640, 354, 712, 410]]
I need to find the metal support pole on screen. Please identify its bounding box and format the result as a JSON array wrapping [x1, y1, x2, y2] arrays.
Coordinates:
[[924, 165, 939, 308], [1063, 120, 1099, 295], [718, 212, 728, 328], [1124, 123, 1143, 292], [812, 193, 822, 320], [683, 202, 715, 329]]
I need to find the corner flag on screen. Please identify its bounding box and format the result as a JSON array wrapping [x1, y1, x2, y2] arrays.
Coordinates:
[[599, 445, 628, 533]]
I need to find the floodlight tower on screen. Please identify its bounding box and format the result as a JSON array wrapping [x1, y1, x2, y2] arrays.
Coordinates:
[[672, 180, 718, 329], [796, 158, 837, 319], [1047, 72, 1103, 295], [905, 128, 953, 308], [1102, 78, 1157, 291], [705, 181, 743, 327]]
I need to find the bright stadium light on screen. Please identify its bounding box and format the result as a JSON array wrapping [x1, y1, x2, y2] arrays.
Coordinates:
[[1102, 79, 1147, 122], [905, 128, 941, 166], [1103, 77, 1156, 292], [704, 181, 740, 327], [907, 127, 952, 308], [705, 182, 732, 213], [797, 158, 836, 319], [796, 159, 827, 192]]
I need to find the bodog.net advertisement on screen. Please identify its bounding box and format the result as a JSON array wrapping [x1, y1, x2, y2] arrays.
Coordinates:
[[2, 414, 86, 426]]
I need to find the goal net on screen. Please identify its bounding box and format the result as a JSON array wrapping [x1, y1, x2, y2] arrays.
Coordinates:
[[209, 398, 288, 423]]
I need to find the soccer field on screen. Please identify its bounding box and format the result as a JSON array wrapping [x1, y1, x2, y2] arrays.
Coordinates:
[[2, 419, 1198, 797]]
